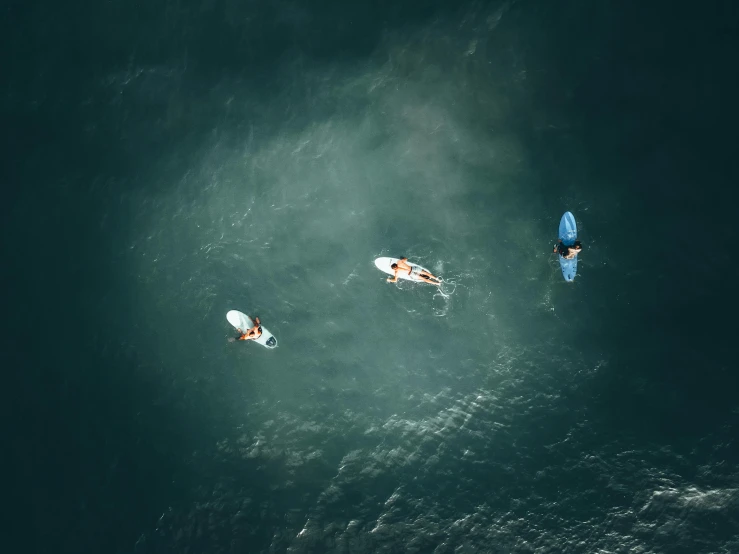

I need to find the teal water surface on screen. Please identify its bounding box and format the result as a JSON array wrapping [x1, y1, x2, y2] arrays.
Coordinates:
[[5, 1, 739, 553]]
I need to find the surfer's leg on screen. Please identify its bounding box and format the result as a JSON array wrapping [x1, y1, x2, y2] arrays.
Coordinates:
[[420, 273, 441, 285]]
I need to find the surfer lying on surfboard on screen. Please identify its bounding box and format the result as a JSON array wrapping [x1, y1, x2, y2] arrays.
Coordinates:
[[387, 257, 442, 285], [553, 240, 582, 260], [235, 316, 262, 341]]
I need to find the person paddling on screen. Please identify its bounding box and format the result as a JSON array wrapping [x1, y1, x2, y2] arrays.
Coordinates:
[[553, 240, 582, 260], [387, 257, 441, 285], [233, 316, 262, 341]]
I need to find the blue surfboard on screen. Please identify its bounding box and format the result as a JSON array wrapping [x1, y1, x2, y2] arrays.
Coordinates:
[[558, 211, 578, 282]]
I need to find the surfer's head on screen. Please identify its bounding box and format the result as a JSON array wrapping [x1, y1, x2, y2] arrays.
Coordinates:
[[391, 263, 398, 269]]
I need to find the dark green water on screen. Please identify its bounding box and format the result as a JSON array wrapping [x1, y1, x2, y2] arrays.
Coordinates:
[[5, 1, 739, 553]]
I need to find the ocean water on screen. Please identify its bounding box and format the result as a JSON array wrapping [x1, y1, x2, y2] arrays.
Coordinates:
[[5, 1, 739, 553]]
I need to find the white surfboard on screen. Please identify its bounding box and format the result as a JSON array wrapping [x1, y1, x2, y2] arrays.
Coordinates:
[[226, 310, 277, 348], [374, 257, 439, 284]]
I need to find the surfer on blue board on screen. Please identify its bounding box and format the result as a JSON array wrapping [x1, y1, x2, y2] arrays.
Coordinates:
[[234, 316, 262, 341], [387, 257, 442, 285], [553, 240, 582, 260]]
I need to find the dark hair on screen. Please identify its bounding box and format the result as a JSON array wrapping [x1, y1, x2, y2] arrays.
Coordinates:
[[574, 240, 582, 249], [391, 263, 398, 269]]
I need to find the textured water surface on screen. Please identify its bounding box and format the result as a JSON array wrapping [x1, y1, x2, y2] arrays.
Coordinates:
[[6, 1, 739, 553]]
